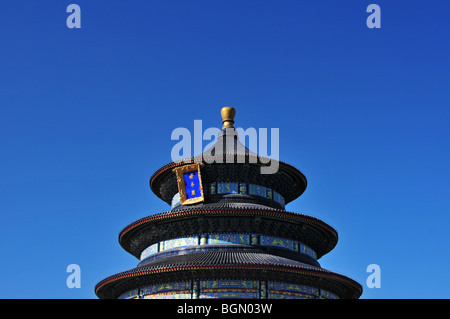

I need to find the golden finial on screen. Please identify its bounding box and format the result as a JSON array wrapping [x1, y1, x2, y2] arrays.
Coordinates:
[[221, 106, 236, 129]]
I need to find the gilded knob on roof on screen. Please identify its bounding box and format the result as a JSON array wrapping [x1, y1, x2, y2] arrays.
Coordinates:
[[221, 106, 236, 129]]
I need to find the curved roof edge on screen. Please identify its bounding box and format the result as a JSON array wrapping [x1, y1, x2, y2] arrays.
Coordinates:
[[118, 207, 338, 259], [95, 262, 362, 299]]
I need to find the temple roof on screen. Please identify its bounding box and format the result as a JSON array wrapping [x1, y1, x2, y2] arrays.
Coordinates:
[[95, 248, 362, 299], [118, 203, 338, 260], [150, 107, 307, 207]]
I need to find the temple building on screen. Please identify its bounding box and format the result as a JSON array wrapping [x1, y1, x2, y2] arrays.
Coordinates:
[[95, 107, 362, 299]]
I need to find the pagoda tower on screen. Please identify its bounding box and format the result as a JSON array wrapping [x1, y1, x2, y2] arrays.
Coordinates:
[[95, 107, 362, 299]]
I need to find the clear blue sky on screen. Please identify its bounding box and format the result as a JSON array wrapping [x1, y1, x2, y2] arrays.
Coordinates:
[[0, 1, 448, 299]]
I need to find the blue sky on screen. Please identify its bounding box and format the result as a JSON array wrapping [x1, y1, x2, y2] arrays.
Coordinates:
[[0, 1, 448, 299]]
